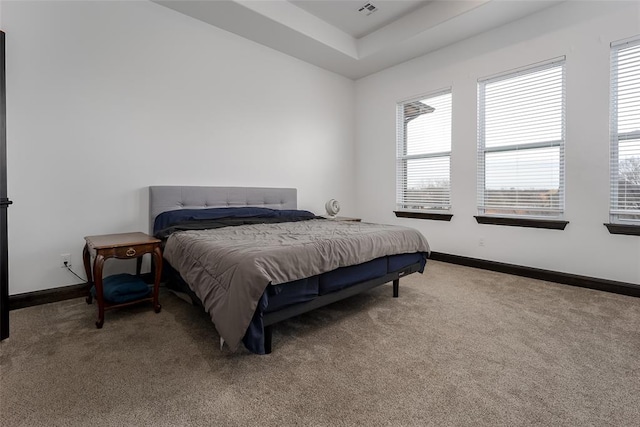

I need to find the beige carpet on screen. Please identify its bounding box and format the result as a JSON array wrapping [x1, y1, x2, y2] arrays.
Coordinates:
[[1, 261, 639, 426]]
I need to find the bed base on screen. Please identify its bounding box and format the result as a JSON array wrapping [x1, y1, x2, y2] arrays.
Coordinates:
[[165, 260, 422, 354], [262, 261, 422, 354]]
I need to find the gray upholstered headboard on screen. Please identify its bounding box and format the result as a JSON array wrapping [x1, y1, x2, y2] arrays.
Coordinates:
[[148, 186, 297, 234]]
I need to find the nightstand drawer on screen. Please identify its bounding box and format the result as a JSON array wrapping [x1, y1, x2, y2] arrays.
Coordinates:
[[110, 243, 157, 259]]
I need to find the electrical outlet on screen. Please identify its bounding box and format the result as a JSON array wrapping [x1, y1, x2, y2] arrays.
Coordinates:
[[478, 238, 485, 247], [60, 253, 71, 268]]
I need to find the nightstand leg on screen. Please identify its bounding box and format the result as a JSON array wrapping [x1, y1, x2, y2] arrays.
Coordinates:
[[83, 244, 93, 304], [93, 254, 105, 328], [152, 247, 162, 313]]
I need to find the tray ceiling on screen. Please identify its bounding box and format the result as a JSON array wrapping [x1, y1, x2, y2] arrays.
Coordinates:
[[154, 1, 563, 79]]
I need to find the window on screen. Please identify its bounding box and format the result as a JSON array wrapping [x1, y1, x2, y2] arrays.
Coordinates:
[[610, 37, 640, 225], [477, 58, 566, 219], [396, 90, 452, 214]]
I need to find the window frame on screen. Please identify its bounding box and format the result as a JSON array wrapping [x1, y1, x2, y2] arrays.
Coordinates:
[[608, 35, 640, 230], [395, 88, 453, 218], [476, 57, 567, 225]]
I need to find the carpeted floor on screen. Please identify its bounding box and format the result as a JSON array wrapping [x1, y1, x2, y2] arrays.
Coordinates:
[[1, 261, 639, 426]]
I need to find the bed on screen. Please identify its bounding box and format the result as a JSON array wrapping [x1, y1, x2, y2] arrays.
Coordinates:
[[149, 186, 430, 354]]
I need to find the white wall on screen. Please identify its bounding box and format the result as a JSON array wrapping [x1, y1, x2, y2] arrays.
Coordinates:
[[2, 0, 355, 294], [355, 1, 640, 284], [4, 1, 639, 294]]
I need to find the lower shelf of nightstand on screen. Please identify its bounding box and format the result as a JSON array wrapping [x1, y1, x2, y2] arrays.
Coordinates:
[[86, 287, 161, 328]]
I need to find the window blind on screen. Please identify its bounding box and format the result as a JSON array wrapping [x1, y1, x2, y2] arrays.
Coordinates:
[[396, 90, 452, 212], [477, 58, 566, 218], [610, 36, 640, 223]]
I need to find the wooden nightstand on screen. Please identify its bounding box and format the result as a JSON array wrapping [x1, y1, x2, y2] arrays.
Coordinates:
[[83, 232, 162, 328], [322, 216, 362, 222]]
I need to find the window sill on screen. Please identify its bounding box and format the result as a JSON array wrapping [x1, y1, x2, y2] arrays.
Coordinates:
[[604, 223, 640, 236], [474, 216, 568, 230], [394, 211, 453, 221]]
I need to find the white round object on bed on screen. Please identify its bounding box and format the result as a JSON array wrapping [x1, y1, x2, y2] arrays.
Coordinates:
[[325, 199, 340, 217]]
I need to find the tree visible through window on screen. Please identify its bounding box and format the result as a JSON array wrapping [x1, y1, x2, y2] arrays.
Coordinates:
[[396, 90, 452, 212], [477, 58, 566, 218]]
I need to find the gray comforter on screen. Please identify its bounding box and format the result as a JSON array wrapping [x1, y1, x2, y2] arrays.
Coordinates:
[[163, 219, 430, 351]]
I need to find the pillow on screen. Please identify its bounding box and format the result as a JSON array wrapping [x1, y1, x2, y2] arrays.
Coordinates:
[[274, 209, 316, 219], [91, 273, 151, 304], [153, 207, 316, 235], [154, 207, 277, 234]]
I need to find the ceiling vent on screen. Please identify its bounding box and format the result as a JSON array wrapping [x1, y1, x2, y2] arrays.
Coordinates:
[[358, 2, 378, 16]]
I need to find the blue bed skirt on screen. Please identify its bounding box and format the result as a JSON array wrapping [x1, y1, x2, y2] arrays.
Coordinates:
[[244, 252, 427, 354]]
